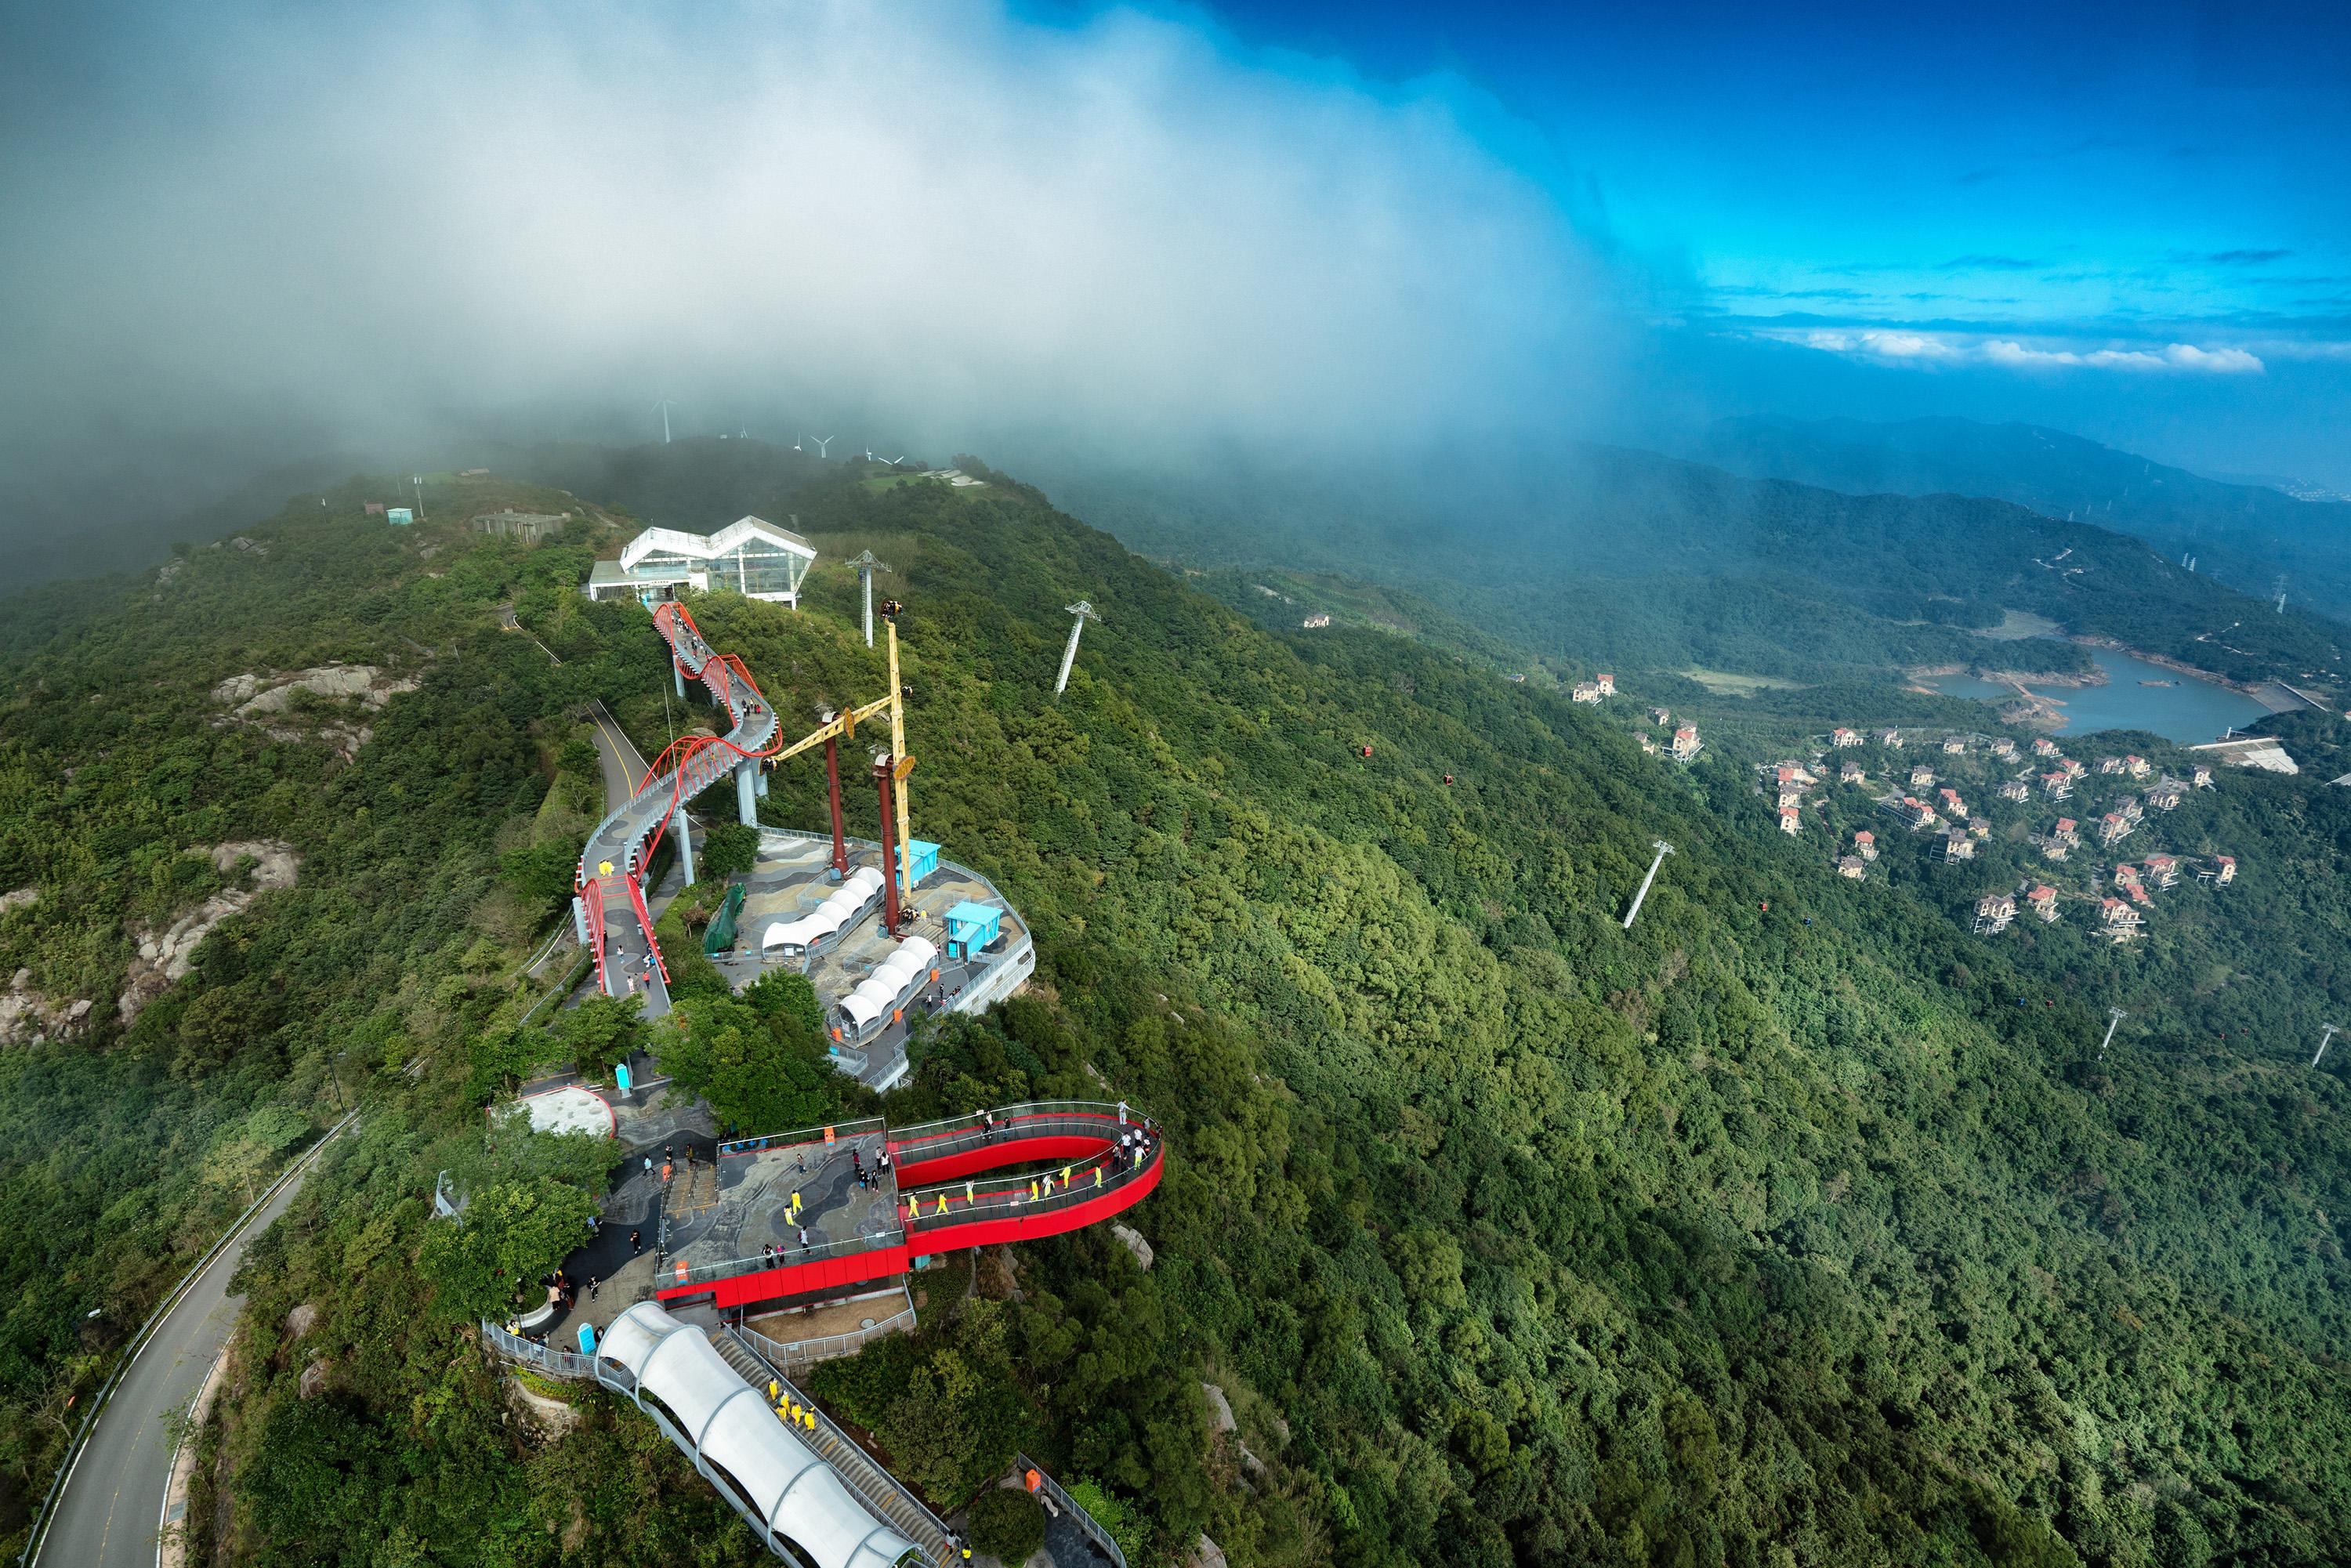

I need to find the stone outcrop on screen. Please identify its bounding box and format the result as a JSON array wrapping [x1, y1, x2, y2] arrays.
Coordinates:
[[118, 841, 302, 1026], [211, 664, 417, 759], [1112, 1222, 1154, 1271], [2, 969, 95, 1045]]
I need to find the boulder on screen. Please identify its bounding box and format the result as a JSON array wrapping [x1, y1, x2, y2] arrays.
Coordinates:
[[285, 1303, 318, 1339], [1186, 1534, 1228, 1568], [1111, 1223, 1154, 1271], [1201, 1382, 1237, 1435]]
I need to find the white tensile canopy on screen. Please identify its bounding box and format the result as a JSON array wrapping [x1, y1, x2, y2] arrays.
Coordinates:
[[597, 1302, 916, 1568], [763, 867, 885, 953], [839, 936, 938, 1034]]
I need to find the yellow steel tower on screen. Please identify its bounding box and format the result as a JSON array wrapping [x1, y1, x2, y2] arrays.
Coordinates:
[[884, 609, 917, 918]]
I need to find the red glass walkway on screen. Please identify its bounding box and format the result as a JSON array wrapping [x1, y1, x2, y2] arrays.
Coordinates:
[[657, 1103, 1164, 1312]]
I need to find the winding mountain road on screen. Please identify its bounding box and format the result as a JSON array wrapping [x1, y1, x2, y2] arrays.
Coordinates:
[[32, 1122, 346, 1568]]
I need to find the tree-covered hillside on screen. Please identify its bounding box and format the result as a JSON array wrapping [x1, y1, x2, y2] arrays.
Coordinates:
[[2, 454, 2347, 1566], [1035, 442, 2348, 690], [1692, 415, 2351, 624]]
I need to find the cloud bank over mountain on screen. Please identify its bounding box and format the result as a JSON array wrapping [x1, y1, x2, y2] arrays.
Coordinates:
[[0, 0, 1617, 538]]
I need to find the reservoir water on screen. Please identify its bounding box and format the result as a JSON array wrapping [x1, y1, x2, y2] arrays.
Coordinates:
[[1920, 646, 2273, 744]]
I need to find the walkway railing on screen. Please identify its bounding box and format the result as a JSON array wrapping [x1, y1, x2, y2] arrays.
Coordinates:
[[719, 1116, 887, 1161], [481, 1320, 599, 1378], [1018, 1453, 1129, 1568], [737, 1303, 917, 1373], [898, 1135, 1161, 1236], [667, 1222, 909, 1291]]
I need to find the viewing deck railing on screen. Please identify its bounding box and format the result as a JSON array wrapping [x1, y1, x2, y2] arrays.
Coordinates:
[[898, 1132, 1161, 1237], [736, 1303, 917, 1373]]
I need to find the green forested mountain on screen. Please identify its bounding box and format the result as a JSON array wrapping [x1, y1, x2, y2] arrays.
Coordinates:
[[1034, 442, 2349, 690], [1690, 415, 2351, 622], [2, 453, 2348, 1566]]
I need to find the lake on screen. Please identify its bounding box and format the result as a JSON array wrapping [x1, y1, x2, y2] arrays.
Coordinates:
[[1919, 646, 2274, 744]]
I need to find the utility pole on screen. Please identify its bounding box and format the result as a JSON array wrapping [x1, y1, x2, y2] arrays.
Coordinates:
[[1621, 840, 1673, 930], [411, 474, 427, 521], [2099, 1007, 2126, 1061], [2316, 1023, 2340, 1069]]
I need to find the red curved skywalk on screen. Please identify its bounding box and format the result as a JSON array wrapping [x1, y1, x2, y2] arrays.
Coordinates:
[[657, 1103, 1163, 1312]]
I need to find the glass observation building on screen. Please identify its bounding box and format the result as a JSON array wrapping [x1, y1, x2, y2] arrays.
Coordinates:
[[585, 516, 817, 607]]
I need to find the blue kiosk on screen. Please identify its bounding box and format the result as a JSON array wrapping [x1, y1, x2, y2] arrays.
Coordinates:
[[944, 900, 1003, 961], [899, 838, 940, 885]]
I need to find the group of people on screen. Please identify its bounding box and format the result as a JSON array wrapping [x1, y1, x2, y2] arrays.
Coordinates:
[[756, 1227, 813, 1264]]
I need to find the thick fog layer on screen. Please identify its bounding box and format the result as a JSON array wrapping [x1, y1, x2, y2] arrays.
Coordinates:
[[0, 1, 1615, 547]]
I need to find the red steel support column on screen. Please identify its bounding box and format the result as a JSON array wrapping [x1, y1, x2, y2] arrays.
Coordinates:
[[873, 754, 901, 936], [825, 736, 849, 877]]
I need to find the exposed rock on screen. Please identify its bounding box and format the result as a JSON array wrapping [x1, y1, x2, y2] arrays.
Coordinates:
[[212, 664, 414, 718], [1186, 1534, 1228, 1568], [505, 1374, 583, 1440], [1111, 1223, 1154, 1271], [212, 839, 301, 891], [298, 1358, 329, 1399], [229, 535, 267, 556], [2, 969, 98, 1045], [119, 843, 302, 1025], [0, 886, 38, 915], [1201, 1382, 1237, 1435], [285, 1303, 318, 1339]]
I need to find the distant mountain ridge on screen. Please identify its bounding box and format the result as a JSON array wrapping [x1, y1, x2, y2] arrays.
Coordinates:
[[1690, 415, 2351, 620]]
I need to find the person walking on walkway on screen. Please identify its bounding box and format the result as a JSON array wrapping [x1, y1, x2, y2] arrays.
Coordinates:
[[630, 1229, 643, 1255], [589, 1275, 600, 1300], [1118, 1099, 1128, 1126]]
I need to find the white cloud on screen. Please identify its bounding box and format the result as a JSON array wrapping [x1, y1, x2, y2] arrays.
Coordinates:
[[0, 0, 1617, 516], [1780, 328, 2263, 375]]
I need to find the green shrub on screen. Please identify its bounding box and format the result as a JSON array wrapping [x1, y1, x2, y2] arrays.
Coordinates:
[[967, 1488, 1045, 1563]]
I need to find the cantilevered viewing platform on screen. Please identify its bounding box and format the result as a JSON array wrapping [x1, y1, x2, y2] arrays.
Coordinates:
[[658, 1103, 1165, 1314]]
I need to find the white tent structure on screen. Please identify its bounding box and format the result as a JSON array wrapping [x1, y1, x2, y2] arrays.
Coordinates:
[[839, 936, 939, 1039], [762, 867, 886, 957], [596, 1302, 919, 1568]]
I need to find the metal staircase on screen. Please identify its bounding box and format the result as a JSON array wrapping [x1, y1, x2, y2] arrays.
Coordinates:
[[712, 1327, 956, 1567]]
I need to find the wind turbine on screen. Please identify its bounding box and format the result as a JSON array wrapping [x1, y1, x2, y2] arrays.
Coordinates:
[[652, 399, 677, 444], [2316, 1023, 2340, 1069], [2098, 1007, 2126, 1061], [812, 435, 834, 458], [862, 444, 875, 462], [792, 433, 803, 453], [1621, 841, 1673, 929], [1055, 600, 1099, 697], [846, 550, 892, 648]]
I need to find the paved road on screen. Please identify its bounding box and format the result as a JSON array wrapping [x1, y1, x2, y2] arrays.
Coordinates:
[[36, 1128, 342, 1568]]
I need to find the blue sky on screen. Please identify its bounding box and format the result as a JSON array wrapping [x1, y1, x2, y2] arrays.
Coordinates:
[[1044, 0, 2351, 480]]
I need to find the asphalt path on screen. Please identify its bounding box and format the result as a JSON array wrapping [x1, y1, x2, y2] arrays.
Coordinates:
[[35, 1125, 343, 1568]]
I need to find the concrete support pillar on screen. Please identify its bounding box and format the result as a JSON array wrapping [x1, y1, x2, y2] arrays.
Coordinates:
[[755, 769, 768, 798], [673, 661, 686, 699], [571, 895, 589, 945], [735, 761, 758, 827], [676, 816, 695, 888]]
